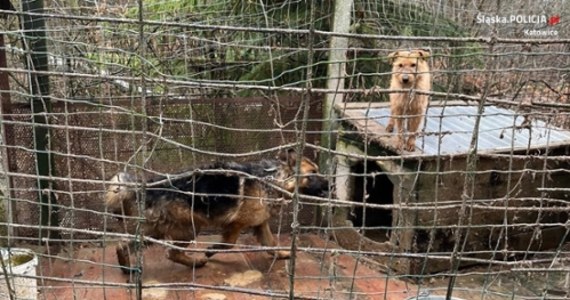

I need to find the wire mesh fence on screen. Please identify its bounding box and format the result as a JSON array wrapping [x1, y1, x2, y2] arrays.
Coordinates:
[[0, 0, 569, 299]]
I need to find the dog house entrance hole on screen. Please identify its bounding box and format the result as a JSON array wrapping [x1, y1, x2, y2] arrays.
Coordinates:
[[349, 161, 394, 243]]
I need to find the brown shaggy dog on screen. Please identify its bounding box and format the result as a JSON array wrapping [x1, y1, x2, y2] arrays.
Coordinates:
[[104, 150, 328, 274], [385, 49, 431, 152]]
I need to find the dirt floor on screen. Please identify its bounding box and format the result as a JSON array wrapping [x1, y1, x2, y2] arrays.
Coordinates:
[[35, 234, 416, 300], [16, 233, 569, 300]]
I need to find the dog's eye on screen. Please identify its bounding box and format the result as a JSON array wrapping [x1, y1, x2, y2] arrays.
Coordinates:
[[411, 63, 416, 68], [398, 64, 403, 68]]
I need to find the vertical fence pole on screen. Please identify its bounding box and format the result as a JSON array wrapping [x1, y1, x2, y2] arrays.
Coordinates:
[[317, 0, 352, 225], [21, 0, 60, 241], [134, 0, 148, 297], [288, 1, 318, 298], [0, 14, 15, 243], [322, 0, 352, 157]]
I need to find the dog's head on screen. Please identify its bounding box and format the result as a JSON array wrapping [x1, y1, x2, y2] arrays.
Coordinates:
[[388, 49, 430, 86], [104, 172, 138, 216], [277, 149, 329, 198]]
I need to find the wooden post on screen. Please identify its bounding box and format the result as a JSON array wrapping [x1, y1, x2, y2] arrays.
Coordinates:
[[22, 0, 60, 241], [316, 0, 353, 225], [0, 21, 16, 243], [321, 0, 352, 164]]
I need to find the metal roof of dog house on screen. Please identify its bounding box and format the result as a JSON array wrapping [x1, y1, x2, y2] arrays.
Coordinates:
[[336, 101, 570, 157]]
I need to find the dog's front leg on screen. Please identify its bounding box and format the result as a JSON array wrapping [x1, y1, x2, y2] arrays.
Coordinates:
[[386, 109, 397, 134], [388, 111, 407, 150], [404, 108, 425, 152], [116, 242, 131, 274], [253, 222, 290, 259], [387, 91, 404, 133], [205, 223, 244, 259]]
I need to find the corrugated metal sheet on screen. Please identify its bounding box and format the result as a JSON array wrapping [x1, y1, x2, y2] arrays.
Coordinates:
[[360, 105, 570, 156]]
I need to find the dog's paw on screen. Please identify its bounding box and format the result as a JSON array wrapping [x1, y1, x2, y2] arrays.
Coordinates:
[[205, 249, 216, 258], [405, 140, 416, 152], [193, 257, 208, 268], [273, 250, 291, 260]]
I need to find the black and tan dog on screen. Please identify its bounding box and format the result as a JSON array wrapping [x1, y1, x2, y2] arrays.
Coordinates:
[[104, 150, 328, 274]]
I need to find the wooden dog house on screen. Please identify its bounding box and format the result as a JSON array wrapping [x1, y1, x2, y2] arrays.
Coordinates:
[[332, 101, 570, 274]]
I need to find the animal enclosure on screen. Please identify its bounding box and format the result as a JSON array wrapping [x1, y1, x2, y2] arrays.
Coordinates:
[[0, 0, 570, 299]]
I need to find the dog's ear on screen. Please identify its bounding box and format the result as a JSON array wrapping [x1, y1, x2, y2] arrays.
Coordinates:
[[414, 49, 430, 60], [278, 148, 298, 167], [387, 51, 399, 64]]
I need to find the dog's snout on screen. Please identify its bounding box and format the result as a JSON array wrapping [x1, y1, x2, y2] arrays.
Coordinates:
[[302, 175, 330, 197], [402, 74, 410, 83]]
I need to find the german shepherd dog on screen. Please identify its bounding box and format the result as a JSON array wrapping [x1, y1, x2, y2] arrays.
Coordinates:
[[104, 150, 328, 274]]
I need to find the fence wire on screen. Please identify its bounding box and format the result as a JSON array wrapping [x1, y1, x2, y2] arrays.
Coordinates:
[[0, 0, 569, 299]]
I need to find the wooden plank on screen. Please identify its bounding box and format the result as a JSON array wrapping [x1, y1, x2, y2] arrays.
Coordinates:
[[336, 104, 409, 155]]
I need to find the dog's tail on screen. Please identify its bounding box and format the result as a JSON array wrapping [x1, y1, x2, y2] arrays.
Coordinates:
[[104, 172, 137, 215]]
